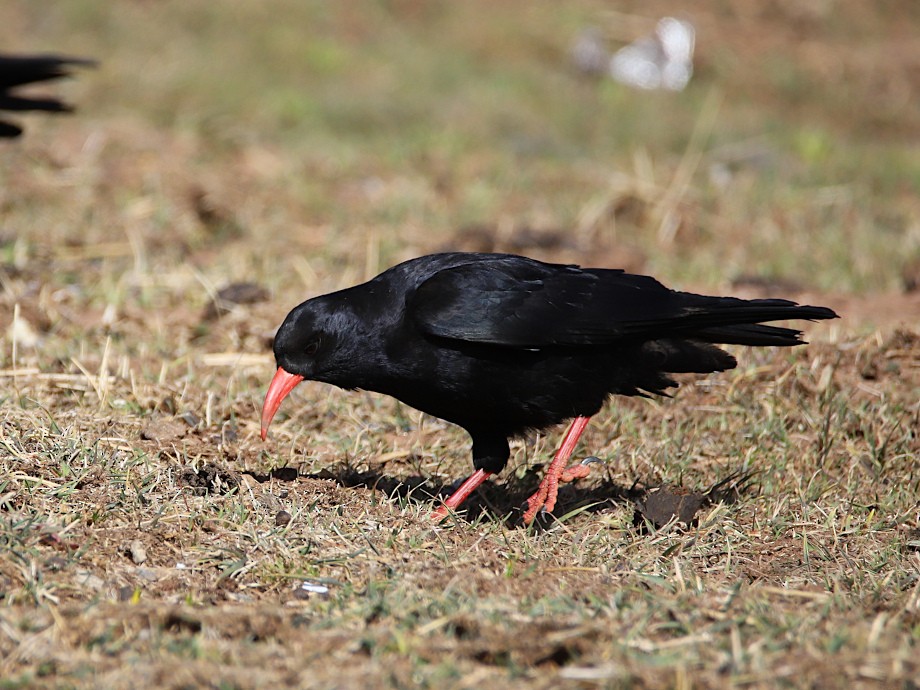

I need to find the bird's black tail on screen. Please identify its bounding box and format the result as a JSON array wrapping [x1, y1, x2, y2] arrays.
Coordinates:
[[641, 297, 838, 347], [632, 299, 837, 393]]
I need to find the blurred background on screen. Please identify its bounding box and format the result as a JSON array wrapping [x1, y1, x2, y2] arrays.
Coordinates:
[[3, 1, 919, 308]]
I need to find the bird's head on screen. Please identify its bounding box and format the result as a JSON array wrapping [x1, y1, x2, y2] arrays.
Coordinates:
[[261, 298, 337, 440]]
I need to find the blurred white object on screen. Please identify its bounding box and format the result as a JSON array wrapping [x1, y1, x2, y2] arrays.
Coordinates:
[[609, 17, 695, 91], [571, 28, 608, 75], [299, 581, 329, 595]]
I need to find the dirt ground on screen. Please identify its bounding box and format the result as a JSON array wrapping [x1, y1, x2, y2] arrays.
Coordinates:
[[1, 1, 919, 688]]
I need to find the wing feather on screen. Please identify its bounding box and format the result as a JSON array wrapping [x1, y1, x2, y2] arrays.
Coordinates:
[[409, 257, 836, 348]]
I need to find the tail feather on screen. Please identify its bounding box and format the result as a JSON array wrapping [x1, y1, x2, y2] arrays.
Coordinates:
[[641, 339, 737, 374], [693, 323, 806, 347], [621, 297, 838, 341], [665, 298, 837, 333]]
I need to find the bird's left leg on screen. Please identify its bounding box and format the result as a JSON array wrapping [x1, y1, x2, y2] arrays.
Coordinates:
[[433, 434, 508, 521], [522, 415, 593, 524], [432, 469, 495, 520]]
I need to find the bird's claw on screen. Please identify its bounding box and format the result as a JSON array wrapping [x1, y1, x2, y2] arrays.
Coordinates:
[[523, 456, 599, 524]]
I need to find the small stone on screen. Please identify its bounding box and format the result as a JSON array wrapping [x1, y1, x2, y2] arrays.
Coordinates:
[[141, 418, 187, 442], [44, 556, 68, 572], [117, 586, 137, 602], [200, 519, 220, 533], [136, 568, 160, 582], [179, 411, 201, 427], [275, 510, 292, 527], [129, 539, 147, 565], [74, 570, 105, 591]]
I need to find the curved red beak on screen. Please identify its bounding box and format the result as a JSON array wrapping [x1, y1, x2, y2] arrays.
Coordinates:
[[260, 367, 304, 440]]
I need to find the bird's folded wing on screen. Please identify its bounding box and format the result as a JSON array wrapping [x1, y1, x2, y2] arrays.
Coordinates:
[[409, 259, 673, 347], [409, 258, 835, 348]]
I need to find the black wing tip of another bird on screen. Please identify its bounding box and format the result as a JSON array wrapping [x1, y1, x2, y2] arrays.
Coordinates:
[[0, 121, 23, 137], [0, 54, 98, 89], [0, 53, 97, 67], [0, 53, 97, 139]]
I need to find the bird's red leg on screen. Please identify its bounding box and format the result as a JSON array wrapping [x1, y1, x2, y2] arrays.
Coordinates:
[[522, 415, 592, 524], [433, 468, 495, 520]]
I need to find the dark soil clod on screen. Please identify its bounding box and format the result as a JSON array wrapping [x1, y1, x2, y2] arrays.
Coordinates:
[[634, 486, 707, 528], [178, 463, 241, 495], [633, 470, 757, 529]]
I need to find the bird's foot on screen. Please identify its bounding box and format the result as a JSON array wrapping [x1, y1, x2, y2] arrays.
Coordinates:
[[521, 416, 594, 525], [560, 456, 604, 482], [522, 458, 597, 524]]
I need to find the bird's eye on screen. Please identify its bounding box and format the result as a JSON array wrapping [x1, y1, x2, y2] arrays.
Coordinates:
[[305, 338, 321, 356]]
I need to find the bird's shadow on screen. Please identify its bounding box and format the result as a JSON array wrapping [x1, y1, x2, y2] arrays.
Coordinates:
[[245, 461, 756, 530], [302, 461, 643, 528]]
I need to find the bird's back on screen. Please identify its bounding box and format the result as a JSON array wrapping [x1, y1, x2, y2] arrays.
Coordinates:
[[364, 252, 836, 435]]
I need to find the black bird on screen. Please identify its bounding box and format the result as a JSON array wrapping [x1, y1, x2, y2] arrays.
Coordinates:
[[0, 53, 95, 138], [261, 252, 838, 523]]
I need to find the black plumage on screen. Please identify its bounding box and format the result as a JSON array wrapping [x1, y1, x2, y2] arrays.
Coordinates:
[[261, 252, 838, 522], [0, 53, 95, 138]]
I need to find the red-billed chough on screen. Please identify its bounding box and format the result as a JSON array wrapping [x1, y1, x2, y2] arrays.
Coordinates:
[[0, 53, 95, 138], [261, 252, 838, 524]]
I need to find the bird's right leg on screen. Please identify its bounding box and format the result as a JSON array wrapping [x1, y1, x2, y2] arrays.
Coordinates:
[[522, 415, 593, 524]]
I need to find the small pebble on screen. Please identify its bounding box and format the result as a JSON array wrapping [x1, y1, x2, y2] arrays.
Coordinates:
[[275, 510, 292, 526], [179, 411, 201, 427], [200, 519, 220, 533], [136, 568, 159, 582], [140, 418, 187, 442], [44, 556, 68, 572], [129, 539, 147, 565], [74, 570, 105, 591]]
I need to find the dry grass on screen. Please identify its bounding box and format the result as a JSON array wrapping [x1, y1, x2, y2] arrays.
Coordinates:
[[1, 1, 919, 688]]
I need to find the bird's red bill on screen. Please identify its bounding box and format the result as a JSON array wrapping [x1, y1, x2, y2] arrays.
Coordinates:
[[261, 367, 304, 440]]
